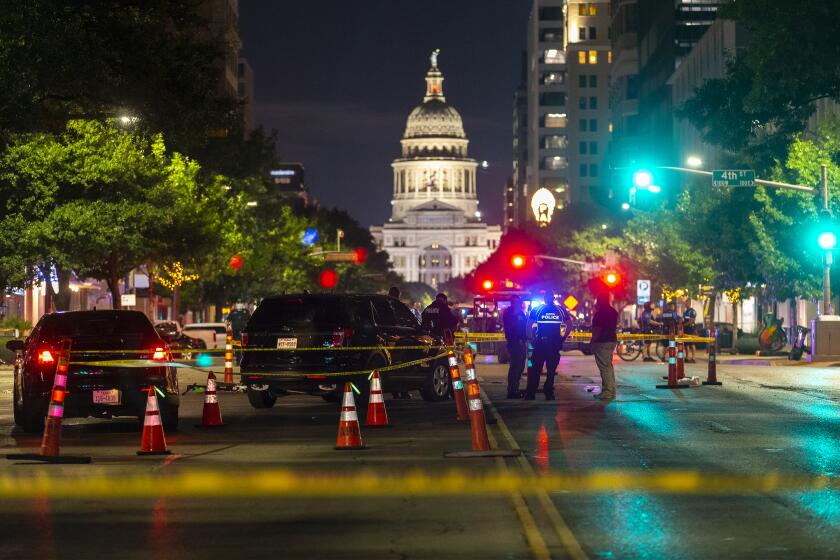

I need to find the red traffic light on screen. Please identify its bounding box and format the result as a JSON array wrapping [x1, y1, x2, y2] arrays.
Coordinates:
[[510, 254, 526, 269], [603, 271, 620, 288], [228, 254, 243, 270], [352, 247, 369, 264], [319, 269, 338, 289], [481, 279, 494, 291]]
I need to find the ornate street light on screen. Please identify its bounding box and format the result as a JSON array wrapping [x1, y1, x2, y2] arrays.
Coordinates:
[[530, 187, 556, 227]]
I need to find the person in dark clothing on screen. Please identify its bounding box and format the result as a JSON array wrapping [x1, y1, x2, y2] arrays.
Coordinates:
[[386, 286, 410, 399], [638, 301, 661, 362], [524, 292, 572, 401], [421, 293, 460, 343], [591, 293, 619, 401], [502, 295, 527, 398], [682, 298, 697, 363], [388, 286, 401, 299]]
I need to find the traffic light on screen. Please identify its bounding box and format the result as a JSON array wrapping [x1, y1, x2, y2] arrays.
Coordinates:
[[818, 210, 837, 250], [632, 169, 653, 189], [481, 279, 495, 291], [603, 270, 620, 288], [510, 254, 527, 269]]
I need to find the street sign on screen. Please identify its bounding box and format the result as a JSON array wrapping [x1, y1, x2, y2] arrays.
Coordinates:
[[712, 169, 755, 187], [637, 279, 651, 305], [120, 294, 136, 307], [323, 252, 358, 262]]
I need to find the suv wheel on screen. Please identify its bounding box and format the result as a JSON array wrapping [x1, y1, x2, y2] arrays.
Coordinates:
[[420, 362, 451, 402], [21, 394, 46, 434], [247, 389, 277, 409]]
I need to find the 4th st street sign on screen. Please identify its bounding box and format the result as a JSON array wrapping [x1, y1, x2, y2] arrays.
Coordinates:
[[712, 169, 756, 187]]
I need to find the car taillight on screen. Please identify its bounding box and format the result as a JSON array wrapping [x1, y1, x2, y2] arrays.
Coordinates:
[[37, 350, 55, 364], [331, 328, 353, 348], [241, 332, 249, 347], [152, 347, 167, 360]]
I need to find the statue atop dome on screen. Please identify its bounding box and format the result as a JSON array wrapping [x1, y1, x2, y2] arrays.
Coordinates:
[[430, 48, 439, 68]]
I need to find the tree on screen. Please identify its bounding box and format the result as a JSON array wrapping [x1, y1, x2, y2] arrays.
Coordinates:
[[678, 1, 840, 168], [0, 120, 229, 308], [0, 1, 236, 152]]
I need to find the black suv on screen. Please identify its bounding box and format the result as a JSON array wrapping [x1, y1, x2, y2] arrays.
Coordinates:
[[239, 294, 451, 408], [6, 310, 179, 433]]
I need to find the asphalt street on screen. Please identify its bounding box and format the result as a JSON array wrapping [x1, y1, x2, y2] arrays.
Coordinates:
[[1, 353, 840, 559]]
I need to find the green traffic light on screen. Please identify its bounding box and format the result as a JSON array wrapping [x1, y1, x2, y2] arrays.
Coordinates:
[[818, 231, 837, 250], [632, 169, 654, 189]]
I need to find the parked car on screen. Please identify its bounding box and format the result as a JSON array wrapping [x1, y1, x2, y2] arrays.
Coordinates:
[[7, 310, 179, 434], [182, 322, 228, 350], [154, 320, 206, 359], [239, 294, 451, 409]]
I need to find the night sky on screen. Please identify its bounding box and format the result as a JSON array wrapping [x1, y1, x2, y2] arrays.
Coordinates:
[[239, 1, 531, 228]]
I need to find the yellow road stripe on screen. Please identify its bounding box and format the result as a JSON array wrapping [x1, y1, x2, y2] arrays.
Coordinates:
[[0, 469, 834, 499]]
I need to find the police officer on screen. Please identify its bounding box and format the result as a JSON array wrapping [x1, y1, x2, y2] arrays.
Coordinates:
[[502, 295, 527, 399], [524, 292, 571, 401], [421, 293, 460, 343], [638, 302, 661, 362]]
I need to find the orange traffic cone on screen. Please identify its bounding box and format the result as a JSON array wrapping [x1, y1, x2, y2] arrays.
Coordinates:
[[366, 371, 390, 427], [6, 338, 90, 464], [223, 321, 234, 384], [196, 371, 225, 428], [335, 382, 365, 450], [137, 386, 171, 455]]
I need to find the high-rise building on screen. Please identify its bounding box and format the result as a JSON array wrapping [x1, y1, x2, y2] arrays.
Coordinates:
[[371, 53, 501, 287], [511, 51, 530, 228], [634, 0, 719, 167], [608, 0, 640, 176], [565, 1, 612, 204], [519, 0, 612, 217]]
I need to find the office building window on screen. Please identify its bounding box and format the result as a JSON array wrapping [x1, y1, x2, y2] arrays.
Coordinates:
[[589, 75, 597, 87], [580, 164, 588, 177], [589, 4, 597, 15], [608, 51, 612, 64], [540, 28, 563, 42], [590, 163, 598, 177], [578, 4, 586, 16], [543, 156, 567, 171], [579, 75, 587, 88], [578, 51, 586, 64], [543, 135, 567, 149], [542, 72, 565, 85], [540, 92, 566, 106], [589, 27, 597, 40], [589, 118, 598, 131], [579, 142, 587, 155], [589, 96, 597, 109], [589, 141, 598, 154], [579, 27, 586, 40], [544, 49, 565, 64], [539, 7, 563, 20], [545, 113, 567, 128], [588, 50, 598, 64], [579, 119, 587, 132]]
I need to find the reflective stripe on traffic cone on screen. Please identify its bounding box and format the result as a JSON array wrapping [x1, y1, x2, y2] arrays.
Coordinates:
[[224, 322, 234, 384], [657, 324, 682, 389], [335, 383, 365, 450], [443, 345, 521, 458], [676, 319, 686, 380], [366, 371, 390, 427], [6, 338, 91, 464], [137, 386, 171, 455], [196, 371, 225, 428], [448, 350, 469, 422]]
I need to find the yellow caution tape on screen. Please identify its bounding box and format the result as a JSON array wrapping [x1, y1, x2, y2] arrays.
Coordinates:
[[456, 332, 713, 343], [0, 469, 836, 499], [71, 344, 456, 355]]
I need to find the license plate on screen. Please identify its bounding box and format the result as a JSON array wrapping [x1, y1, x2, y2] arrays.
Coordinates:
[[276, 338, 298, 349], [92, 389, 121, 405]]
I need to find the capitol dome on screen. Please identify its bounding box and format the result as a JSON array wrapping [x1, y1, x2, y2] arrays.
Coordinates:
[[404, 99, 466, 139]]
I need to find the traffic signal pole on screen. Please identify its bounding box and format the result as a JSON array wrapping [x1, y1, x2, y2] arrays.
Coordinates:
[[821, 165, 832, 315]]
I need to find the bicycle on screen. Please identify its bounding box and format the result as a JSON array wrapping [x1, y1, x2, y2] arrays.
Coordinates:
[[615, 331, 668, 362]]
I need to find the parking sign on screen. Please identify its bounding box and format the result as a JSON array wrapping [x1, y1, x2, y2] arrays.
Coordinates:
[[636, 280, 651, 305]]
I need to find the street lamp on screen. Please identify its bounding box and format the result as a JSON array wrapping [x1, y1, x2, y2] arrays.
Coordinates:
[[621, 202, 630, 211], [686, 155, 703, 168]]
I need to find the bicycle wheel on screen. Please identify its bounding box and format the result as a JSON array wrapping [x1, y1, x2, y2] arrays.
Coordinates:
[[617, 340, 642, 361], [655, 340, 668, 362]]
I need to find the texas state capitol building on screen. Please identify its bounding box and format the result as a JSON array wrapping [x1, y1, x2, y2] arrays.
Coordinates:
[[371, 51, 501, 288]]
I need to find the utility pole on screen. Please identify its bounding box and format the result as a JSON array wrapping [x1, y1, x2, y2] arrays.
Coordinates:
[[822, 164, 832, 315]]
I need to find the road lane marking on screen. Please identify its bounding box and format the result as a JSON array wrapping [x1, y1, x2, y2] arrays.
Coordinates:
[[482, 393, 589, 560]]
